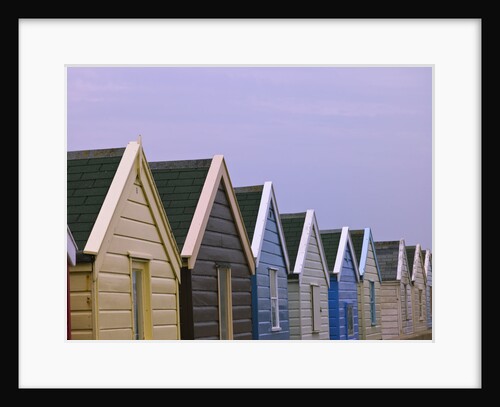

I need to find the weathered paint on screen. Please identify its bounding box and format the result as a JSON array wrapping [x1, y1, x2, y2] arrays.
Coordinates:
[[355, 229, 382, 340], [182, 182, 253, 340], [424, 250, 432, 330], [329, 241, 359, 340], [409, 245, 428, 334], [252, 204, 289, 339], [377, 240, 413, 339], [68, 141, 182, 340]]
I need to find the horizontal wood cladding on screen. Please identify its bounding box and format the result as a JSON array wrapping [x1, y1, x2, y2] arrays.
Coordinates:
[[381, 283, 400, 339], [190, 182, 252, 340], [70, 266, 93, 340]]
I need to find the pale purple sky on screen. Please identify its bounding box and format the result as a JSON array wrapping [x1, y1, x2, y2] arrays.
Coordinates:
[[67, 67, 432, 249]]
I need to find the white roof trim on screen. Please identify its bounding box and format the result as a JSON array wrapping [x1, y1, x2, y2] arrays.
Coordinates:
[[182, 155, 224, 268], [423, 249, 431, 281], [251, 182, 291, 273], [67, 226, 78, 266], [84, 141, 140, 255], [346, 230, 361, 283], [333, 227, 360, 283], [182, 155, 255, 273], [358, 229, 370, 276], [251, 182, 272, 265], [333, 227, 349, 277], [311, 212, 330, 287], [396, 239, 405, 281], [294, 210, 314, 275]]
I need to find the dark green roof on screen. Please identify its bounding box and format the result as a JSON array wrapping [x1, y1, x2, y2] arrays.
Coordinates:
[[280, 213, 306, 270], [349, 229, 365, 265], [320, 230, 342, 272], [406, 246, 416, 278], [150, 159, 212, 249], [375, 241, 400, 281], [234, 185, 264, 242], [67, 148, 125, 249]]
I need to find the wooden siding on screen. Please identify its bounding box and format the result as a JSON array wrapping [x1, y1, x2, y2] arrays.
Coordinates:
[[189, 183, 253, 340], [400, 253, 413, 336], [253, 204, 290, 340], [299, 227, 329, 340], [411, 253, 428, 333], [69, 262, 93, 339], [380, 282, 401, 339], [97, 180, 179, 340], [288, 279, 301, 339], [329, 247, 359, 340], [426, 258, 432, 329], [358, 240, 382, 340]]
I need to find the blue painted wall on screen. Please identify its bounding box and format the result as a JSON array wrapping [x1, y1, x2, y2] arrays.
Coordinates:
[[252, 205, 290, 339], [328, 246, 359, 340]]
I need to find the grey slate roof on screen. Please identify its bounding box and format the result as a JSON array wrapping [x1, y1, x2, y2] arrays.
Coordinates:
[[375, 241, 400, 281], [406, 246, 416, 278], [320, 230, 342, 272], [150, 159, 212, 249], [67, 148, 125, 249], [280, 213, 306, 270], [349, 229, 365, 266], [234, 185, 264, 242]]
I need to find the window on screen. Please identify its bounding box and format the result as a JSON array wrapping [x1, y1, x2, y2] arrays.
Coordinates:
[[403, 284, 408, 320], [131, 261, 152, 340], [346, 303, 354, 337], [369, 281, 376, 326], [311, 284, 321, 332], [217, 266, 233, 340], [269, 269, 280, 330], [419, 289, 423, 320]]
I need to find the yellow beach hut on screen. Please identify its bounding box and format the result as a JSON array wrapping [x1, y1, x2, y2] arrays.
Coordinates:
[[67, 138, 182, 340]]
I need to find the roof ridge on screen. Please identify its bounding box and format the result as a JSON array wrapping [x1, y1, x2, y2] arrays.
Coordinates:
[[234, 185, 264, 193], [150, 159, 212, 170], [67, 147, 126, 160], [320, 229, 343, 234], [280, 212, 307, 219]]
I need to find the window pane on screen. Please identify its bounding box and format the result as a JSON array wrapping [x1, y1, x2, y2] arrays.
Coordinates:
[[218, 268, 232, 340], [132, 269, 143, 340], [312, 285, 321, 332]]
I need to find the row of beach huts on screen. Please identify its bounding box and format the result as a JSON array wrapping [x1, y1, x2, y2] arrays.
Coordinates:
[[67, 138, 432, 340]]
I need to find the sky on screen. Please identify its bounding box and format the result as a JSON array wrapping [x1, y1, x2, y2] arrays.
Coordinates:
[[67, 67, 432, 250]]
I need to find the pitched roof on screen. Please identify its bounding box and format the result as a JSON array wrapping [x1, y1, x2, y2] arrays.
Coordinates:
[[406, 246, 416, 278], [150, 159, 212, 249], [375, 241, 400, 281], [234, 185, 264, 242], [349, 229, 365, 265], [280, 213, 307, 270], [67, 148, 125, 249], [320, 230, 342, 272]]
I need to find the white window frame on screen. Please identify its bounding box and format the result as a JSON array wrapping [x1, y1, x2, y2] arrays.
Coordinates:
[[369, 280, 376, 326], [131, 259, 152, 340], [217, 266, 233, 340], [269, 268, 281, 331], [311, 284, 321, 333]]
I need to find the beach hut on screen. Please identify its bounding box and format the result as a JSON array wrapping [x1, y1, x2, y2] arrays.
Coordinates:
[[67, 226, 78, 339], [423, 249, 432, 330], [375, 240, 413, 339], [321, 227, 361, 340], [407, 245, 428, 334], [235, 182, 291, 340], [150, 156, 255, 340], [280, 211, 330, 340], [67, 139, 182, 340], [350, 228, 383, 340]]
